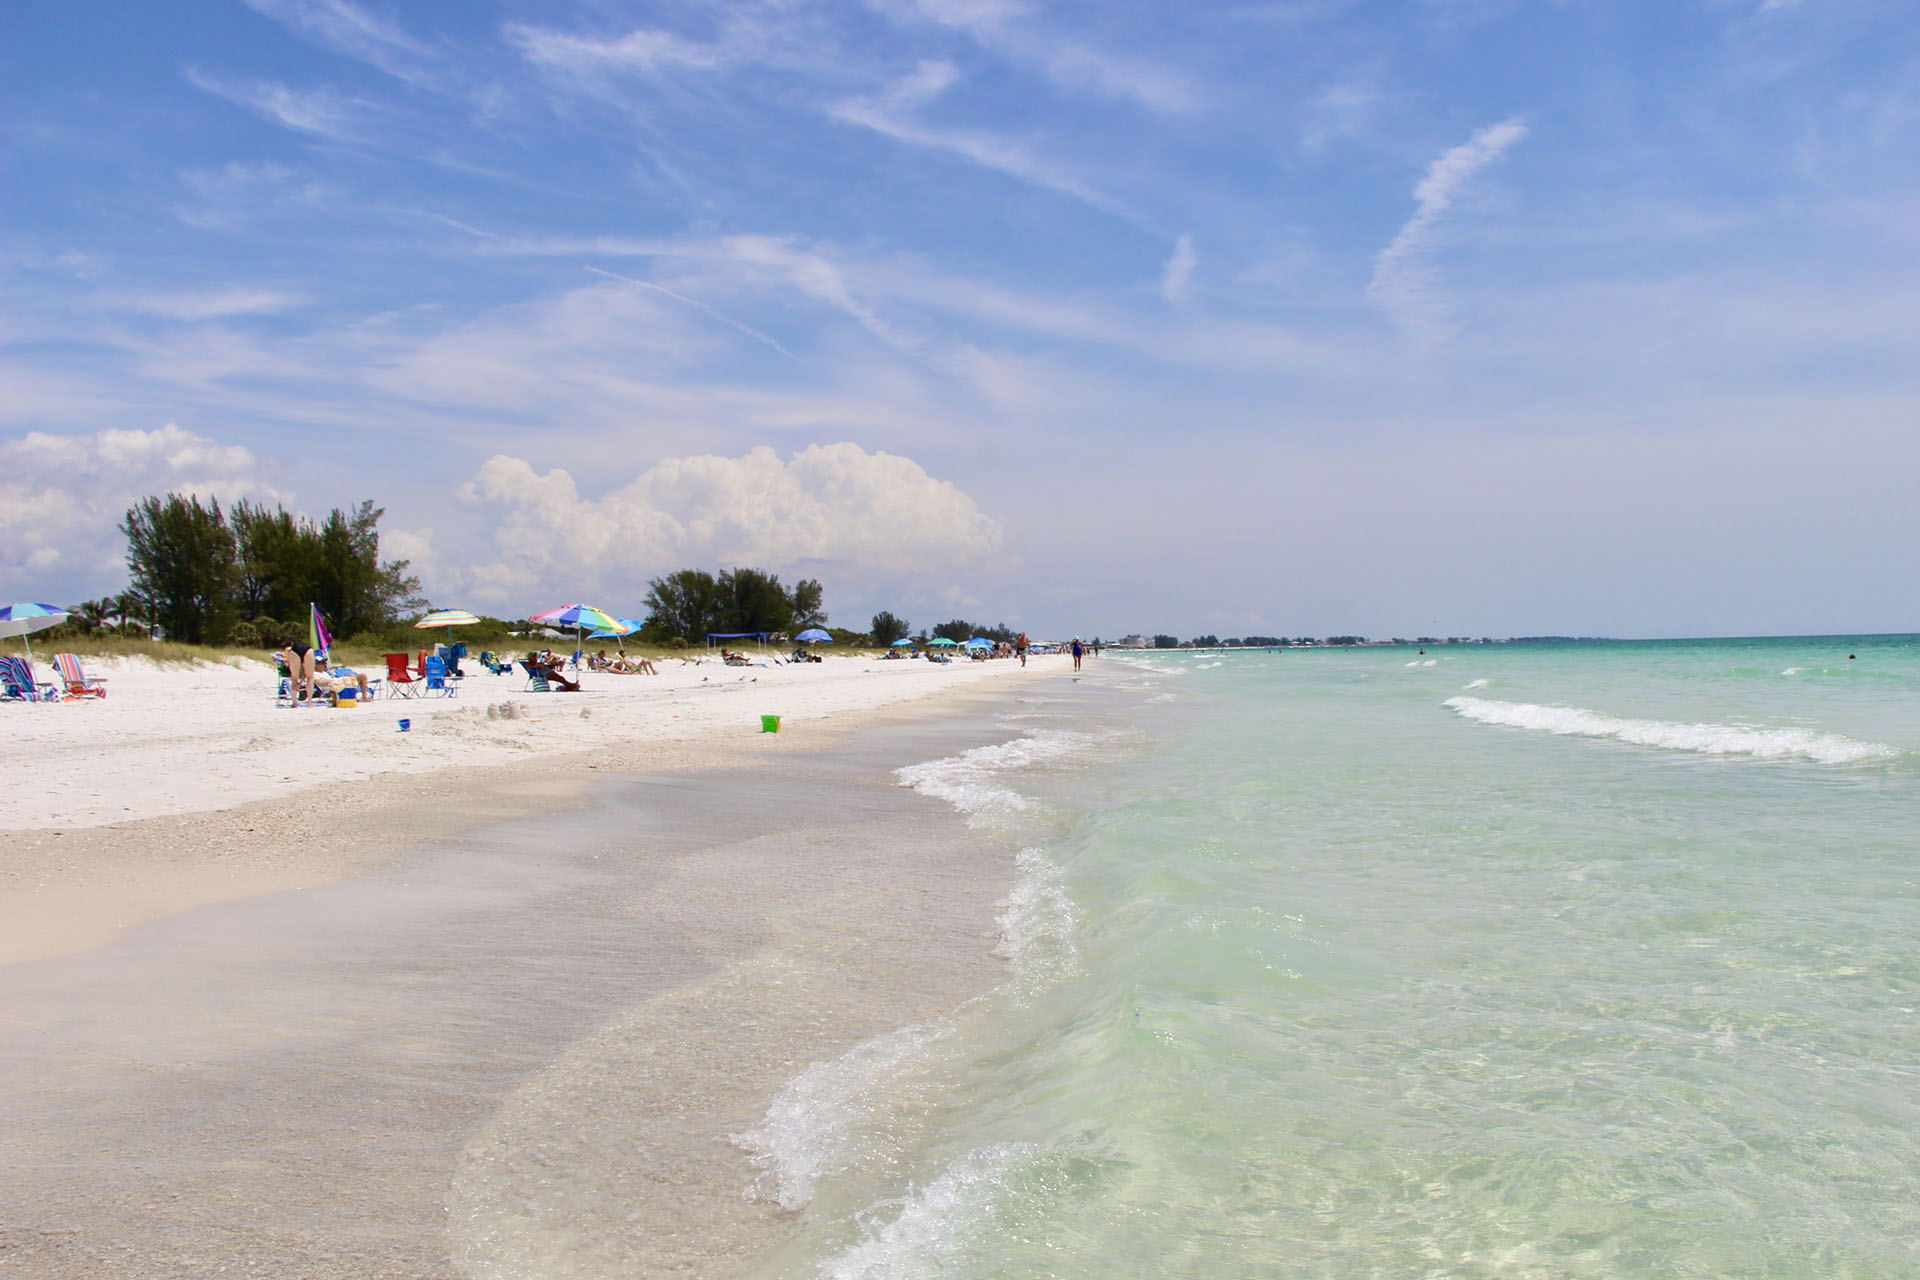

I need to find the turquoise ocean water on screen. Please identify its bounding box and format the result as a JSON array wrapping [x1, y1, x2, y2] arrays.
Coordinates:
[[737, 636, 1920, 1278]]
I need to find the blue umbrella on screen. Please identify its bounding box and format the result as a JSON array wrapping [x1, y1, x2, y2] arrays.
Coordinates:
[[588, 617, 644, 639], [0, 603, 69, 660], [890, 638, 914, 647], [796, 628, 832, 643], [965, 637, 993, 649]]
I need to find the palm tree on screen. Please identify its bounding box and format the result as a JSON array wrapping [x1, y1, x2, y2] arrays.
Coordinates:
[[72, 598, 112, 634]]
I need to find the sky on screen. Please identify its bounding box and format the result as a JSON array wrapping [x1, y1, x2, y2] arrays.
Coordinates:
[[3, 0, 1916, 641]]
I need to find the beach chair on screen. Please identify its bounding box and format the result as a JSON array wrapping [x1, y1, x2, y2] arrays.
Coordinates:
[[1, 655, 58, 702], [275, 658, 300, 706], [519, 659, 551, 693], [478, 651, 513, 676], [51, 653, 107, 698], [423, 654, 460, 697], [383, 652, 423, 698]]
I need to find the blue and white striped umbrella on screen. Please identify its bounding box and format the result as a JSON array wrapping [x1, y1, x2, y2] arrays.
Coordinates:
[[0, 603, 68, 659]]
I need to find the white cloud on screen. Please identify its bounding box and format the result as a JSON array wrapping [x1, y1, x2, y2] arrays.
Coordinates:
[[1161, 234, 1197, 306], [89, 289, 301, 320], [830, 63, 1123, 215], [0, 426, 288, 596], [880, 0, 1201, 114], [1368, 117, 1528, 343], [185, 68, 365, 143], [240, 0, 438, 87], [451, 442, 1003, 604]]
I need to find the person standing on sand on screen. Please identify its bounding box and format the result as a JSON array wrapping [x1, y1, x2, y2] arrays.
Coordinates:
[[1016, 632, 1029, 667], [1071, 637, 1084, 672]]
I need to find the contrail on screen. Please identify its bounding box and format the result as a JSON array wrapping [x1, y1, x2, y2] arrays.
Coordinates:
[[587, 265, 807, 364]]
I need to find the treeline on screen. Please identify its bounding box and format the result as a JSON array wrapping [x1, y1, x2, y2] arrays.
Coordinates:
[[117, 493, 423, 646], [639, 568, 826, 645]]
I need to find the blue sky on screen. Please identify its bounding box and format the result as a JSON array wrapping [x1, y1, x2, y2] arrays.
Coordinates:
[[3, 0, 1916, 639]]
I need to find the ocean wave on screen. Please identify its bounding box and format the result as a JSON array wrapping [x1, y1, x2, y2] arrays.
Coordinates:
[[894, 729, 1096, 827], [1443, 696, 1899, 764], [732, 1022, 954, 1211], [820, 1144, 1043, 1279], [733, 846, 1079, 1211], [1462, 678, 1492, 690], [995, 848, 1081, 1000]]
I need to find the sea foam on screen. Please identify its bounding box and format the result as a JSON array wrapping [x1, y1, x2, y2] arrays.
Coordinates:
[[1444, 696, 1899, 764], [732, 1022, 953, 1211], [819, 1144, 1043, 1279], [894, 729, 1095, 827]]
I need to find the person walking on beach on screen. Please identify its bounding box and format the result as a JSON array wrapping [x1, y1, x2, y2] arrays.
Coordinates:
[[1016, 632, 1029, 668], [1071, 637, 1084, 672]]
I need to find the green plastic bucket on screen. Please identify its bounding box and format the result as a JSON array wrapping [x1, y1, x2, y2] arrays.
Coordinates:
[[761, 714, 781, 733]]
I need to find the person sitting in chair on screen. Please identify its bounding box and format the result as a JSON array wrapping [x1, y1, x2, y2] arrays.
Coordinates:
[[311, 667, 371, 698], [617, 647, 658, 675], [529, 651, 581, 692]]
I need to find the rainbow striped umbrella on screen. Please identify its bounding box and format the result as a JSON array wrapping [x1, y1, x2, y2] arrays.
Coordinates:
[[528, 603, 621, 675], [415, 608, 481, 646]]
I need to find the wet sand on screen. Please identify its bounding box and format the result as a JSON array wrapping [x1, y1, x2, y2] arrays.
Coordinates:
[[0, 684, 1055, 1277]]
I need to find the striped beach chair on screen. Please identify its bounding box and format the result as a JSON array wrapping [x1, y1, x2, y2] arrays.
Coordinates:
[[1, 655, 59, 702], [51, 653, 107, 698]]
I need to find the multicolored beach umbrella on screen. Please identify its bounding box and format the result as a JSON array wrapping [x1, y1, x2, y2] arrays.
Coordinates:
[[0, 603, 68, 659], [308, 603, 333, 660], [415, 608, 481, 647], [587, 617, 642, 640], [528, 603, 621, 675]]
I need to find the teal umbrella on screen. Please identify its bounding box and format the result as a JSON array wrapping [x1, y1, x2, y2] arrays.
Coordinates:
[[0, 603, 68, 660]]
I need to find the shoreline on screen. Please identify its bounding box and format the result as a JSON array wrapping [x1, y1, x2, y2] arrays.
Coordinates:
[[2, 670, 1077, 1278], [1, 652, 1065, 965]]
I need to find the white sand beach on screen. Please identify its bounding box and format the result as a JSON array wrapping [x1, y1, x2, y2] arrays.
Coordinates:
[[0, 650, 1063, 964]]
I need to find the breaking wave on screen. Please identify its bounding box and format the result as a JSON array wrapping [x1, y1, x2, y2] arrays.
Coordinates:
[[1444, 696, 1899, 764]]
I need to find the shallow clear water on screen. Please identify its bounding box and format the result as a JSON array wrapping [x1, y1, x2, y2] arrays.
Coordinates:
[[744, 637, 1920, 1278]]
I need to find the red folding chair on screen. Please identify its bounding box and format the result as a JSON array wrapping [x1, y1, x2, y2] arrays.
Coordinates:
[[383, 652, 423, 698]]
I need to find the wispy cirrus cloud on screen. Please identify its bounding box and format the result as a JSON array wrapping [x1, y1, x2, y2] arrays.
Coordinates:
[[185, 68, 368, 143], [1368, 117, 1528, 344], [878, 0, 1203, 114], [87, 289, 302, 320], [830, 60, 1123, 215], [1161, 234, 1197, 306], [240, 0, 441, 88]]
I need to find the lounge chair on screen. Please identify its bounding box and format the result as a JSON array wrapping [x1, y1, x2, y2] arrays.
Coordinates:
[[51, 653, 108, 698], [478, 650, 513, 676], [423, 654, 460, 697], [519, 659, 551, 693], [1, 655, 59, 701], [383, 652, 424, 698]]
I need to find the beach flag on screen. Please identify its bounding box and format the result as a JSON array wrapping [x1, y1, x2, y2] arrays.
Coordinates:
[[309, 602, 332, 660]]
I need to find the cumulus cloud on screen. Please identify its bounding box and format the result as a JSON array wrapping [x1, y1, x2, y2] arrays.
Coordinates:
[[0, 425, 288, 595], [452, 442, 1002, 603], [1368, 117, 1528, 343]]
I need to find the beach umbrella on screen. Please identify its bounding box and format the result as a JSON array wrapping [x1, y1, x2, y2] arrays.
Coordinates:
[[414, 607, 481, 647], [796, 628, 832, 644], [0, 603, 68, 660], [528, 603, 621, 673], [309, 603, 333, 662], [965, 637, 993, 649], [890, 638, 913, 647], [928, 636, 957, 647], [587, 617, 642, 640]]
